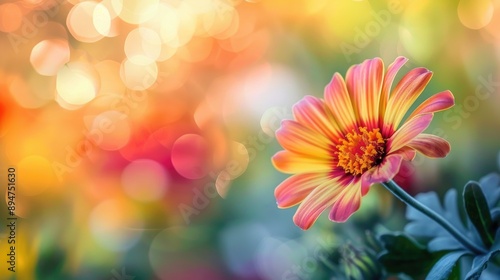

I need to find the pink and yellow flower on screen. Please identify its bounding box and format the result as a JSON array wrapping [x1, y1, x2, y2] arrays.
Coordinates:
[[272, 57, 455, 230]]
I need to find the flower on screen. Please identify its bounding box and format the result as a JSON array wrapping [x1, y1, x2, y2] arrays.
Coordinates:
[[272, 57, 455, 230]]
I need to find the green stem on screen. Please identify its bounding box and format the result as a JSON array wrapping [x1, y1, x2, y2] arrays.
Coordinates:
[[381, 180, 486, 255]]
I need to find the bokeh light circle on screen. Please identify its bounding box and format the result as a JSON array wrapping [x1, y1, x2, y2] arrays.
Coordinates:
[[140, 2, 179, 61], [198, 0, 238, 39], [158, 4, 179, 43], [457, 0, 494, 30], [93, 3, 112, 36], [113, 0, 159, 24], [89, 199, 143, 251], [171, 134, 210, 179], [216, 171, 231, 198], [30, 39, 70, 76], [0, 3, 23, 33], [121, 159, 169, 202], [141, 2, 178, 41], [227, 141, 249, 180], [166, 2, 196, 48], [211, 141, 250, 198], [260, 107, 289, 137], [67, 1, 105, 43], [56, 62, 99, 106], [119, 58, 158, 90], [125, 27, 162, 65]]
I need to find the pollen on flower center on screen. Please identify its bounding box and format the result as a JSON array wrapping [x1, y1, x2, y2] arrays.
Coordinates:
[[335, 127, 385, 176]]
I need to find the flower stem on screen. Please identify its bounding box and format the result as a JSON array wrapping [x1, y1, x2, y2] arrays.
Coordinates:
[[381, 180, 486, 255]]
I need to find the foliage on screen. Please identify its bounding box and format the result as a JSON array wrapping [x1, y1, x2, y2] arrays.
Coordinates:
[[379, 159, 500, 280]]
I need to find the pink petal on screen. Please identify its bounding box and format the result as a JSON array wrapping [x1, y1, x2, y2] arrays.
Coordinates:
[[408, 90, 455, 119], [292, 95, 343, 140], [293, 179, 345, 230], [383, 68, 432, 135], [324, 73, 357, 134], [407, 134, 451, 158], [379, 57, 408, 126], [330, 167, 359, 187], [329, 181, 362, 222], [394, 147, 417, 161], [276, 120, 332, 158], [360, 154, 404, 195], [346, 58, 384, 130], [272, 150, 332, 174], [275, 173, 328, 208], [387, 114, 433, 153]]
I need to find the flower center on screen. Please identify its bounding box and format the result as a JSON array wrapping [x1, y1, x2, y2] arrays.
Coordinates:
[[336, 127, 385, 176]]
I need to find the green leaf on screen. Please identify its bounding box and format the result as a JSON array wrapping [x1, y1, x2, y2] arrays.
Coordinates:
[[405, 189, 468, 252], [463, 181, 495, 248], [465, 233, 500, 280], [426, 251, 467, 280], [465, 251, 500, 280], [378, 233, 446, 278]]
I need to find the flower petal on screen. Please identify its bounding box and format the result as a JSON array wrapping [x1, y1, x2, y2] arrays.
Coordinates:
[[394, 146, 417, 161], [387, 114, 433, 153], [292, 95, 343, 140], [275, 173, 329, 208], [407, 134, 451, 158], [329, 181, 362, 222], [272, 150, 332, 174], [324, 73, 357, 133], [379, 57, 408, 127], [293, 179, 345, 230], [346, 58, 384, 129], [360, 154, 404, 195], [408, 90, 455, 119], [330, 167, 358, 186], [276, 120, 332, 158], [383, 68, 432, 135]]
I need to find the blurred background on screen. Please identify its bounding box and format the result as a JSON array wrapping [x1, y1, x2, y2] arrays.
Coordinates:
[[0, 0, 500, 279]]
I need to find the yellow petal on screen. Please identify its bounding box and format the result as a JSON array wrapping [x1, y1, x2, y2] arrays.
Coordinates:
[[324, 73, 357, 134], [272, 150, 332, 174], [293, 95, 343, 140], [346, 58, 384, 130], [293, 178, 344, 230], [387, 114, 433, 152], [275, 173, 329, 208], [379, 56, 408, 126], [276, 120, 332, 158], [407, 90, 455, 120], [383, 67, 432, 135]]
